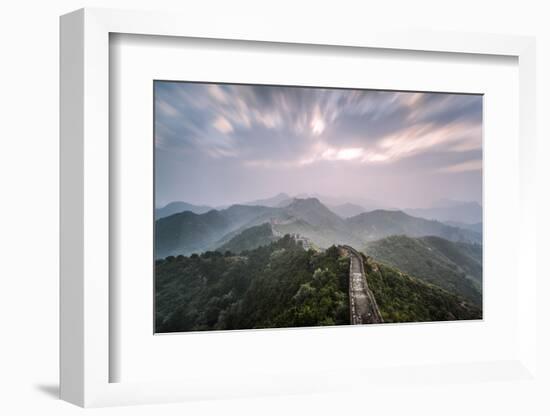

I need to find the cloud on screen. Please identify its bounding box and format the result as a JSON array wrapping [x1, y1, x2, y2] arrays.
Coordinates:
[[208, 84, 228, 103], [213, 116, 234, 134], [156, 99, 179, 117], [154, 81, 482, 174], [439, 159, 482, 173]]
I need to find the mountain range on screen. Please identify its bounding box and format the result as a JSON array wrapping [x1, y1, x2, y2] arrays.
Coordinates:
[[242, 192, 293, 208], [155, 201, 212, 220], [444, 221, 482, 234], [155, 197, 481, 259], [156, 194, 482, 224], [404, 199, 482, 224], [347, 209, 480, 243]]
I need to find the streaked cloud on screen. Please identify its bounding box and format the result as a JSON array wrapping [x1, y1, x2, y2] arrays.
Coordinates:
[[439, 159, 483, 173], [155, 81, 482, 207], [213, 116, 234, 134]]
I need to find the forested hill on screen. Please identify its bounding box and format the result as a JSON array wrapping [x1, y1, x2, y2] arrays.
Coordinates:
[[155, 236, 350, 332], [155, 235, 481, 333], [364, 235, 482, 306], [364, 255, 481, 323], [216, 223, 278, 254]]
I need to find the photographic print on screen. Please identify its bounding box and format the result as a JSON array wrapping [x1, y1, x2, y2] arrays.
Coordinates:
[[154, 81, 482, 333]]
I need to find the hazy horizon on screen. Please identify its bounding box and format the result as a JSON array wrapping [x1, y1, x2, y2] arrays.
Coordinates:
[[155, 82, 482, 209], [155, 191, 481, 211]]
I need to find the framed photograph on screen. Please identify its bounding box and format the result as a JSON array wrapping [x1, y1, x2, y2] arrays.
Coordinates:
[[60, 8, 538, 408], [153, 81, 483, 333]]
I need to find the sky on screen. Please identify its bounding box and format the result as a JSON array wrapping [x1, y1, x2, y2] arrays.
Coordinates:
[[155, 81, 482, 209]]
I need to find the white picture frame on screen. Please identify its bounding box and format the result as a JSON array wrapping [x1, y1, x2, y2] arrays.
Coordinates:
[[60, 7, 538, 408]]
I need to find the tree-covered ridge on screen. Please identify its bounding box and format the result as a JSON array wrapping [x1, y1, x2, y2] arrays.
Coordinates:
[[364, 235, 482, 305], [363, 254, 481, 323], [216, 223, 278, 254], [155, 236, 350, 333], [156, 234, 482, 333]]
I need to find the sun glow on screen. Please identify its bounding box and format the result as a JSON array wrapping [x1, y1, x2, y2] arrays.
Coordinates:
[[310, 117, 325, 135], [335, 147, 363, 160]]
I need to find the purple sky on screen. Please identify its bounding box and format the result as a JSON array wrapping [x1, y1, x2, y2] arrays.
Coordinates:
[[155, 82, 482, 209]]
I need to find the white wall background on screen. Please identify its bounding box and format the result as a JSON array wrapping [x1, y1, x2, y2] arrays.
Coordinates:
[[0, 0, 548, 415]]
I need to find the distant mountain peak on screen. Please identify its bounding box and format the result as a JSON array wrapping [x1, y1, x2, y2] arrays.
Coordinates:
[[430, 199, 481, 209], [287, 197, 323, 206], [285, 197, 343, 217], [155, 200, 213, 220], [353, 209, 409, 219], [404, 200, 482, 224], [243, 193, 292, 207]]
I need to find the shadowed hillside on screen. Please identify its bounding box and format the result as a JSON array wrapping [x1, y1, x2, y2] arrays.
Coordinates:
[[217, 223, 279, 254], [364, 235, 482, 306], [348, 210, 481, 244], [155, 201, 213, 220], [362, 254, 481, 323], [155, 204, 282, 258]]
